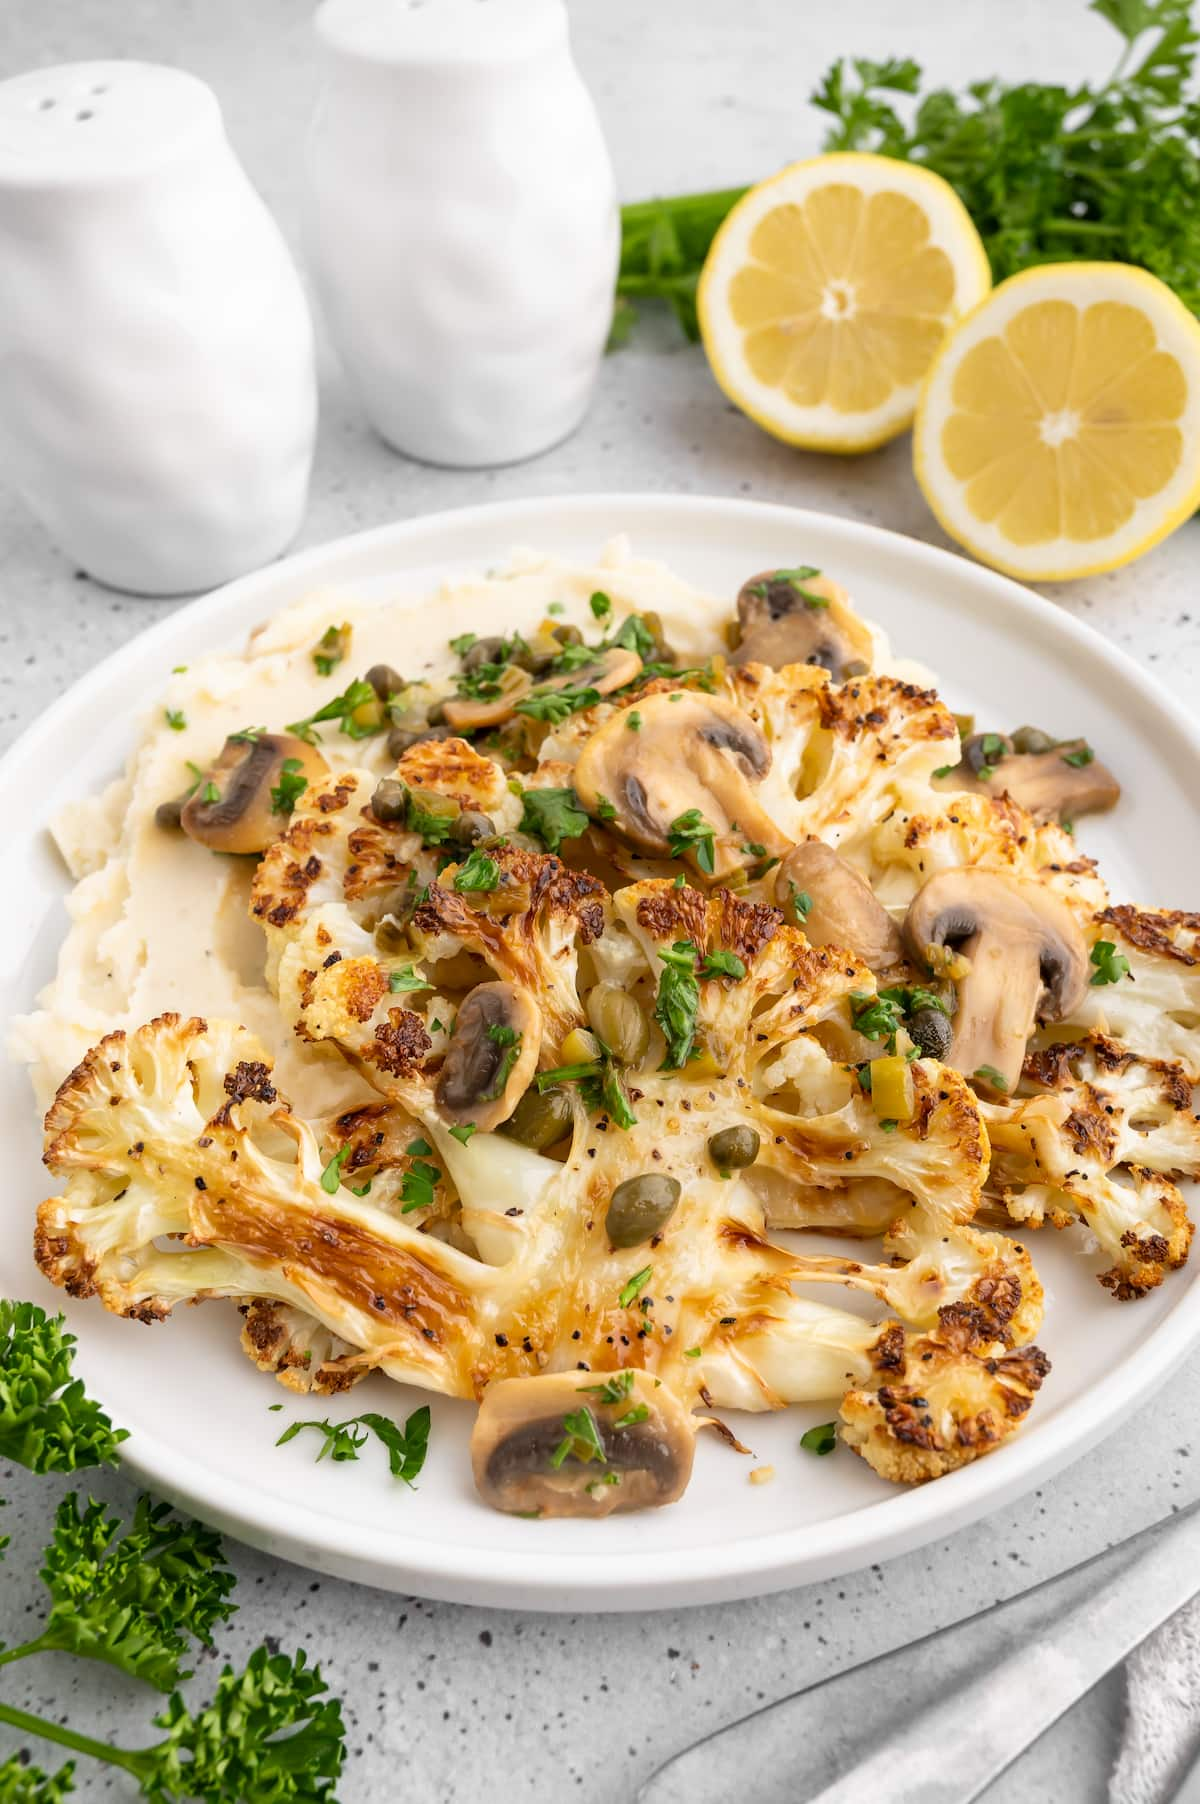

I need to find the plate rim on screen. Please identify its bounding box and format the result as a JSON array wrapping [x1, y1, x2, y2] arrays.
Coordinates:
[[8, 490, 1200, 1610]]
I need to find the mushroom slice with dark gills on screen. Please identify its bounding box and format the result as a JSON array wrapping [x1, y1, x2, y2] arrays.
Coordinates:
[[731, 569, 874, 679], [435, 980, 541, 1133], [180, 732, 329, 854], [470, 1370, 695, 1518], [573, 690, 787, 879], [936, 730, 1120, 825], [776, 841, 906, 978], [443, 646, 642, 733], [905, 869, 1088, 1097]]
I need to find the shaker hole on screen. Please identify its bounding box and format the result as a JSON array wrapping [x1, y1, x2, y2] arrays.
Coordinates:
[[75, 109, 95, 122], [38, 97, 57, 110], [91, 84, 108, 95]]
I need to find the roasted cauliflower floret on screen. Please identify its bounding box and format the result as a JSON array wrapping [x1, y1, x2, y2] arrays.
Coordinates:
[[1065, 908, 1200, 1080], [838, 1304, 1050, 1483], [984, 1032, 1197, 1297]]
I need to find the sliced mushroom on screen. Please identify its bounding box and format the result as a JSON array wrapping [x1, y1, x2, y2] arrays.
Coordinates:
[[435, 981, 541, 1132], [443, 666, 533, 732], [470, 1370, 695, 1518], [574, 690, 786, 879], [775, 842, 906, 976], [180, 732, 328, 855], [935, 731, 1120, 824], [731, 570, 874, 679], [904, 870, 1088, 1096]]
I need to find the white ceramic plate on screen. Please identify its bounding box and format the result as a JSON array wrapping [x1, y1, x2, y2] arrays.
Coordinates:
[[5, 495, 1199, 1611]]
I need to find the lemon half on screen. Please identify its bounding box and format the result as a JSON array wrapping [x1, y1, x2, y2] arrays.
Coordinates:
[[914, 262, 1200, 580], [697, 152, 991, 453]]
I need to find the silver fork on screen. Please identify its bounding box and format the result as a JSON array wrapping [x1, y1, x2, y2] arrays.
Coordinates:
[[639, 1497, 1200, 1804]]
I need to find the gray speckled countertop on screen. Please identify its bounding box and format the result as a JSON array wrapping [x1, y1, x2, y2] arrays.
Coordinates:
[[2, 3, 1198, 1800]]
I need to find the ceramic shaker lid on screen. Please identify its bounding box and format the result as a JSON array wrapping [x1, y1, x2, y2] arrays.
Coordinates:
[[0, 62, 223, 185]]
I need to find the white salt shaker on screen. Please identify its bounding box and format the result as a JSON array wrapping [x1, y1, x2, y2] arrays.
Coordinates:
[[0, 62, 317, 596], [306, 0, 617, 468]]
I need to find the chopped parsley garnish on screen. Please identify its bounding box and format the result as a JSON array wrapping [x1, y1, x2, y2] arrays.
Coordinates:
[[400, 1156, 441, 1213], [800, 1421, 838, 1456], [547, 602, 565, 617], [270, 756, 308, 817], [519, 785, 589, 851], [852, 985, 947, 1053], [453, 847, 502, 893], [594, 795, 618, 822], [199, 780, 220, 805], [448, 1122, 477, 1145], [388, 966, 430, 993], [449, 632, 477, 658], [404, 790, 458, 846], [614, 1404, 650, 1428], [483, 1024, 522, 1100], [287, 676, 384, 744], [683, 1346, 702, 1359], [618, 1266, 653, 1309], [1062, 742, 1095, 769], [406, 1136, 433, 1156], [748, 565, 828, 608], [626, 710, 642, 731], [550, 1406, 606, 1469], [312, 622, 351, 677], [974, 732, 1008, 781], [698, 949, 746, 980], [655, 940, 701, 1069], [549, 640, 597, 675], [608, 613, 659, 661], [515, 684, 602, 725], [973, 1065, 1009, 1092], [668, 808, 716, 875], [319, 1146, 349, 1194], [590, 591, 613, 621], [277, 1403, 430, 1484], [578, 1370, 636, 1403], [536, 1054, 637, 1130], [1090, 940, 1132, 986], [164, 708, 186, 732], [932, 764, 956, 779], [230, 725, 266, 743], [788, 884, 813, 924]]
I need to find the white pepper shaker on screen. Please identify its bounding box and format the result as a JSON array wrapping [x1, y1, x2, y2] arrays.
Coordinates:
[[306, 0, 618, 468], [0, 62, 317, 596]]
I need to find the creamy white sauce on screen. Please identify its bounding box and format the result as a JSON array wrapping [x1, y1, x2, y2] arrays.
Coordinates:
[[13, 539, 921, 1116]]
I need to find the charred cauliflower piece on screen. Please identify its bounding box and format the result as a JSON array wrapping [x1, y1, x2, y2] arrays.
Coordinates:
[[700, 1293, 1048, 1482], [984, 1032, 1197, 1297], [1066, 908, 1200, 1081], [838, 1304, 1050, 1483]]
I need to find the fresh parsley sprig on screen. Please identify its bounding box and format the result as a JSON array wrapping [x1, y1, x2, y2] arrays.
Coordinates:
[[614, 0, 1200, 337], [0, 1302, 126, 1474], [518, 786, 589, 853], [0, 1496, 235, 1692], [276, 1405, 431, 1486], [655, 941, 701, 1070]]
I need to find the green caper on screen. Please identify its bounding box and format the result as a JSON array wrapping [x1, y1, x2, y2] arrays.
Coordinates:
[[908, 1007, 953, 1061], [373, 885, 417, 950], [155, 796, 185, 831], [462, 635, 506, 673], [501, 1085, 573, 1150], [586, 984, 650, 1068], [605, 1174, 681, 1248], [371, 777, 408, 825], [706, 1125, 760, 1171], [1010, 725, 1057, 756], [365, 663, 404, 699], [425, 699, 448, 726], [552, 623, 584, 647], [514, 630, 560, 674], [450, 810, 495, 847]]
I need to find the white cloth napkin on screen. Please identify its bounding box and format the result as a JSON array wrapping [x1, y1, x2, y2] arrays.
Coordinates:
[[1111, 1597, 1200, 1802]]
